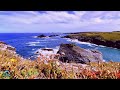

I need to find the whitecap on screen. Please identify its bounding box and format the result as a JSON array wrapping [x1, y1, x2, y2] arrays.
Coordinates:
[[27, 43, 45, 47], [36, 40, 47, 42], [32, 36, 37, 38], [32, 49, 35, 50], [26, 41, 40, 44], [50, 39, 58, 41], [99, 45, 106, 47], [92, 44, 99, 46], [65, 38, 94, 47], [28, 44, 36, 46]]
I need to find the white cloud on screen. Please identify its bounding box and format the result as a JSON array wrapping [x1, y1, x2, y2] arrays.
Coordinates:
[[0, 11, 120, 33]]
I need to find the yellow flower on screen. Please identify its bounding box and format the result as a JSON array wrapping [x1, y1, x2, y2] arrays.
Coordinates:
[[10, 58, 17, 62]]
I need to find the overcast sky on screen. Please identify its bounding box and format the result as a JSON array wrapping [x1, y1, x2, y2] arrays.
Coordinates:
[[0, 11, 120, 33]]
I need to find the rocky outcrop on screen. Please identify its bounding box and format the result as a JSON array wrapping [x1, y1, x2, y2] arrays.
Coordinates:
[[6, 46, 16, 51], [0, 41, 16, 52], [0, 41, 28, 61], [37, 34, 46, 38], [41, 48, 54, 51], [57, 44, 103, 64], [0, 41, 7, 45], [49, 35, 59, 37], [37, 34, 59, 38]]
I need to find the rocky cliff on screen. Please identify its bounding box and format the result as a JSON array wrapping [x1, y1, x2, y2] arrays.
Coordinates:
[[0, 41, 16, 52], [57, 43, 104, 64]]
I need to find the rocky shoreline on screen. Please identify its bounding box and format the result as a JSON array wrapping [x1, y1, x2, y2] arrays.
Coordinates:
[[35, 43, 104, 64], [0, 40, 105, 65], [0, 41, 27, 61], [0, 41, 16, 52], [63, 32, 120, 49]]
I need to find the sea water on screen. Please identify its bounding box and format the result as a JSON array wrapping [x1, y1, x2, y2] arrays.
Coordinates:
[[0, 33, 120, 62]]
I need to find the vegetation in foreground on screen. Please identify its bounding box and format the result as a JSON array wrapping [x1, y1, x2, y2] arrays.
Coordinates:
[[0, 49, 120, 79]]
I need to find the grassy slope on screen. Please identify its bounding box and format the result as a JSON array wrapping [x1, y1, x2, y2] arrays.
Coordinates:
[[1, 48, 120, 79]]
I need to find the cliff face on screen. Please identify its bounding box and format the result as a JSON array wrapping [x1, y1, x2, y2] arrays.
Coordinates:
[[57, 44, 104, 64], [77, 36, 120, 49], [63, 32, 120, 49]]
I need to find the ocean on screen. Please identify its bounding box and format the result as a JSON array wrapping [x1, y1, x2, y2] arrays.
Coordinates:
[[0, 33, 120, 62]]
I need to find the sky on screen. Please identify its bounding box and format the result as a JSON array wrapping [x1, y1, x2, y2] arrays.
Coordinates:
[[0, 11, 120, 33]]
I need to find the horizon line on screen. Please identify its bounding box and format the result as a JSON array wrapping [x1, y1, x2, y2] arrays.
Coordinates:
[[0, 31, 116, 33]]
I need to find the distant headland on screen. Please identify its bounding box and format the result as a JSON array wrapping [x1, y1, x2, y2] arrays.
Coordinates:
[[63, 31, 120, 49]]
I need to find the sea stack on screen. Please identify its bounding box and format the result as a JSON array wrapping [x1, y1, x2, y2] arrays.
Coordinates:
[[37, 34, 46, 38]]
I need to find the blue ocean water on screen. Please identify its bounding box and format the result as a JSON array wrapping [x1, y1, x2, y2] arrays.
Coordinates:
[[0, 33, 120, 62]]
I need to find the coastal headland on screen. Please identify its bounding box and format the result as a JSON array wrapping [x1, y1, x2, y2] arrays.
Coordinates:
[[63, 32, 120, 49]]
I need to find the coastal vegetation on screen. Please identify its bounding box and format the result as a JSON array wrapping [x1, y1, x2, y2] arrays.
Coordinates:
[[0, 42, 120, 79]]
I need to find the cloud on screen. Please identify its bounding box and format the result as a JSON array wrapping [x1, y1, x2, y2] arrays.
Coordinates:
[[0, 11, 120, 33]]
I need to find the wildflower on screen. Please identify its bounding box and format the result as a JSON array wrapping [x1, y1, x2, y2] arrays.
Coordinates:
[[115, 70, 120, 79], [106, 70, 110, 74], [1, 64, 5, 67], [10, 58, 17, 62], [56, 61, 60, 66], [94, 71, 101, 75]]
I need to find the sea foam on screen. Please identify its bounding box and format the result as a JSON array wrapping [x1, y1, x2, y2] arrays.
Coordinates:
[[32, 36, 37, 38], [26, 41, 40, 44], [65, 38, 94, 47], [65, 38, 108, 48], [26, 41, 40, 46], [35, 46, 59, 56]]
